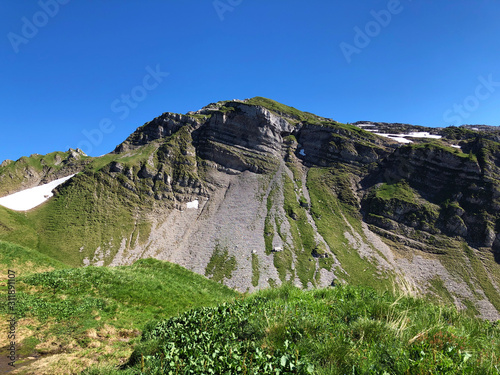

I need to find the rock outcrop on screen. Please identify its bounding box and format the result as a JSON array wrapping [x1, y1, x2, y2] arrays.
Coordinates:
[[2, 97, 500, 320]]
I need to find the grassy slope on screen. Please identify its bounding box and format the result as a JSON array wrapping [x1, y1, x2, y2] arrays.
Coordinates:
[[0, 144, 162, 267], [0, 240, 69, 276], [307, 167, 394, 290], [0, 151, 91, 196], [0, 242, 238, 374], [0, 130, 205, 268], [95, 284, 500, 375], [2, 242, 499, 374]]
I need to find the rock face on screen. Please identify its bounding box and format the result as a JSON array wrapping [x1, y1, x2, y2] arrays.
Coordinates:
[[2, 97, 500, 320], [0, 149, 90, 197]]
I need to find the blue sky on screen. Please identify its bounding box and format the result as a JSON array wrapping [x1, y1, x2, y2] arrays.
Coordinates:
[[1, 0, 500, 162]]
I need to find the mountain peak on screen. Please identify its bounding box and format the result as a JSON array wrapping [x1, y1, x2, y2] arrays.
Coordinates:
[[2, 99, 500, 320]]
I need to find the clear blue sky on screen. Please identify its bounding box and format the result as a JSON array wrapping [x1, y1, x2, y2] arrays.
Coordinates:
[[1, 0, 500, 162]]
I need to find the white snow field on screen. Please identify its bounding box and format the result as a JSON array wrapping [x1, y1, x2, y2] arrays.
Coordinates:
[[0, 174, 75, 211], [374, 132, 442, 144], [186, 199, 199, 209]]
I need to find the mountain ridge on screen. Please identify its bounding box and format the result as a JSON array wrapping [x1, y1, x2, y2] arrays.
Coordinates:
[[1, 97, 500, 320]]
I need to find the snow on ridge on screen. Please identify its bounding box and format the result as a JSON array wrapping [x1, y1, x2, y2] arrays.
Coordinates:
[[375, 131, 442, 144], [406, 132, 442, 139], [375, 133, 413, 144], [0, 174, 75, 211]]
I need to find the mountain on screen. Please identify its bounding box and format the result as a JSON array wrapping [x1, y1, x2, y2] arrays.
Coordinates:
[[1, 97, 500, 320]]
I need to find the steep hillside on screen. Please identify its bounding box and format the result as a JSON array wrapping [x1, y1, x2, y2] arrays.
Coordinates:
[[1, 97, 500, 320], [0, 149, 90, 197], [92, 284, 500, 375], [0, 241, 237, 374]]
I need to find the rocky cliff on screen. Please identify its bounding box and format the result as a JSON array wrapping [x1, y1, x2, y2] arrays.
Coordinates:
[[1, 97, 500, 320]]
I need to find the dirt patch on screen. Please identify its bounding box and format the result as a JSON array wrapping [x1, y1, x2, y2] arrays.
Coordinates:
[[0, 346, 45, 374]]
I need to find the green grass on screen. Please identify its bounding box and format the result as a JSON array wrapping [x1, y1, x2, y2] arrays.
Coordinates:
[[244, 97, 321, 124], [205, 243, 237, 283], [263, 182, 280, 255], [307, 167, 393, 290], [0, 240, 68, 276], [218, 104, 236, 113], [96, 283, 500, 374], [26, 171, 150, 266], [0, 147, 162, 267], [0, 253, 238, 373], [251, 253, 260, 287], [3, 241, 500, 375], [407, 140, 475, 161], [282, 173, 317, 286], [462, 244, 500, 312], [0, 150, 91, 196], [264, 214, 274, 255], [7, 258, 237, 324], [374, 180, 416, 202]]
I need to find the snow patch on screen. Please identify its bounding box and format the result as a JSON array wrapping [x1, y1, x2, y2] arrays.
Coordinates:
[[375, 132, 442, 144], [0, 174, 75, 211], [186, 199, 199, 209], [451, 145, 461, 149], [375, 133, 413, 144], [406, 132, 442, 139]]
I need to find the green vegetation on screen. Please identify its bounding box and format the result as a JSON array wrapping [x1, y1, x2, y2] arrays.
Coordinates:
[[205, 243, 237, 283], [374, 180, 416, 202], [462, 243, 500, 312], [218, 104, 236, 113], [307, 168, 393, 290], [0, 248, 237, 373], [0, 240, 68, 276], [28, 171, 150, 266], [263, 183, 280, 255], [251, 252, 260, 287], [8, 258, 236, 324], [93, 284, 500, 374], [441, 126, 478, 140], [245, 97, 321, 124], [365, 179, 442, 236], [187, 113, 212, 121], [264, 214, 274, 254], [0, 150, 91, 196], [282, 173, 317, 286], [407, 140, 475, 161], [3, 241, 500, 374], [157, 125, 199, 183]]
